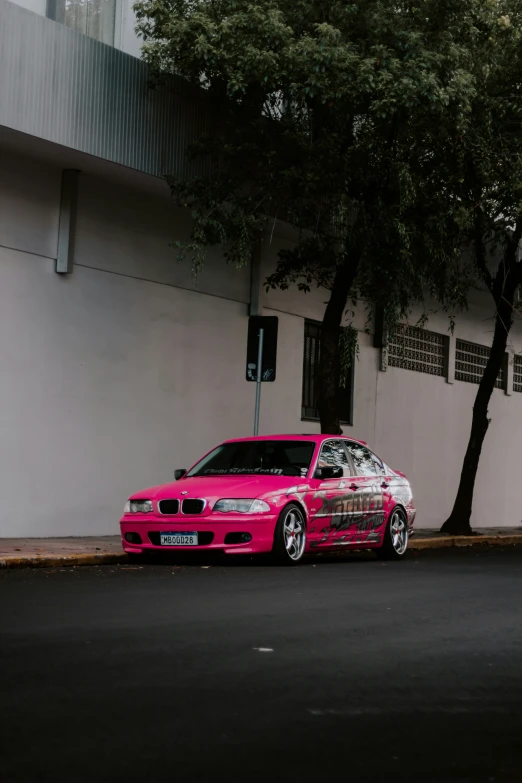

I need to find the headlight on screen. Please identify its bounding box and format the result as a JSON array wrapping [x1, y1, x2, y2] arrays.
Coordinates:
[[124, 500, 153, 514], [213, 499, 271, 514]]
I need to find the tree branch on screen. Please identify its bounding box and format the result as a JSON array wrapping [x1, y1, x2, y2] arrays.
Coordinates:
[[474, 214, 494, 294]]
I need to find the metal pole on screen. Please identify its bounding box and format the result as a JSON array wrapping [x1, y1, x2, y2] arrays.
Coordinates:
[[253, 328, 264, 436]]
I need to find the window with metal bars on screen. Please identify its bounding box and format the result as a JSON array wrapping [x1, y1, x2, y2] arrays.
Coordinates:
[[301, 321, 353, 424], [455, 339, 504, 388], [513, 355, 522, 393], [387, 324, 446, 376]]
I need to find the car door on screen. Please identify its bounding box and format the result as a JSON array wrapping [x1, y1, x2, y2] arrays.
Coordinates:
[[343, 441, 391, 545], [306, 439, 356, 548], [368, 449, 395, 520]]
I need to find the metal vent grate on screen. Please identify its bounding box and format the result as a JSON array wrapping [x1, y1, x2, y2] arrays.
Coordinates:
[[387, 325, 446, 376], [455, 339, 504, 388], [514, 355, 522, 393]]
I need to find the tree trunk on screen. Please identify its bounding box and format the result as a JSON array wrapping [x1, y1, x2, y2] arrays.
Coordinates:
[[318, 254, 360, 434], [441, 257, 519, 535]]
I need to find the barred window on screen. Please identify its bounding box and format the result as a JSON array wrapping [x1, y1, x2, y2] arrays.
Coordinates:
[[514, 355, 522, 393], [455, 339, 504, 389], [301, 321, 353, 424], [387, 325, 446, 376]]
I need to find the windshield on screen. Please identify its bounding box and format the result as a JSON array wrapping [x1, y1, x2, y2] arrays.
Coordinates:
[[187, 440, 316, 478]]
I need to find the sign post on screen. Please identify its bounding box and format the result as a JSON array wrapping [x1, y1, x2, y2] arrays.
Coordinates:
[[253, 328, 264, 436], [246, 316, 278, 435]]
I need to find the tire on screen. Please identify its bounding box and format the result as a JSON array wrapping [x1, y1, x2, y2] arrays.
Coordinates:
[[377, 507, 409, 560], [271, 503, 307, 565], [127, 552, 146, 563]]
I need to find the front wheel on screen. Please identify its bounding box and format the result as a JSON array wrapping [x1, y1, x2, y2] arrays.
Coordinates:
[[126, 552, 151, 564], [271, 503, 307, 565], [377, 507, 409, 560]]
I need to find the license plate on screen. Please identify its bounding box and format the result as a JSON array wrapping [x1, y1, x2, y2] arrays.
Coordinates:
[[160, 532, 198, 546]]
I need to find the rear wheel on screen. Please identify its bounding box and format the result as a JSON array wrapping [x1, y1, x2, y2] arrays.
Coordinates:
[[271, 503, 307, 565], [377, 507, 409, 560]]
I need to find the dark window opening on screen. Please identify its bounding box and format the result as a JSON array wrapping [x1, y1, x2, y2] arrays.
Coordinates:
[[301, 321, 354, 425]]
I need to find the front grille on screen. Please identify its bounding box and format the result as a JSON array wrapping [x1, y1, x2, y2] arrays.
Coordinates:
[[158, 499, 180, 515], [182, 499, 205, 515], [148, 532, 214, 546]]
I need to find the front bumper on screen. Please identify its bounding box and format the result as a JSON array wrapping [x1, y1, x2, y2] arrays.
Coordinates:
[[119, 513, 278, 555]]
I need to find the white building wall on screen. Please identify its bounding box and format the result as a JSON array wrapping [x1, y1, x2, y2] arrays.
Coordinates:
[[0, 247, 255, 536], [1, 149, 522, 536], [374, 299, 522, 530], [0, 152, 255, 537], [0, 152, 60, 258], [375, 364, 522, 530], [75, 175, 251, 304]]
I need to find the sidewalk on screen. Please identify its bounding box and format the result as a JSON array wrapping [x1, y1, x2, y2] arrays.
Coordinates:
[[0, 536, 125, 568], [2, 528, 522, 568]]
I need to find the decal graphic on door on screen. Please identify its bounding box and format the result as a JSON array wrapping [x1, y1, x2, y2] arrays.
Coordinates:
[[309, 484, 386, 547]]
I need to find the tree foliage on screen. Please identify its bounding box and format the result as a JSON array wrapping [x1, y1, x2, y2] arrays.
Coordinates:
[[437, 1, 522, 533], [134, 0, 514, 433]]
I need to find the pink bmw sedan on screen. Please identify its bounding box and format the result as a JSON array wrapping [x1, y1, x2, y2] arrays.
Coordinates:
[[120, 434, 416, 565]]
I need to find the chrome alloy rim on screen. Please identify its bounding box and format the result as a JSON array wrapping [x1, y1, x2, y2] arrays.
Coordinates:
[[390, 510, 408, 555], [283, 508, 306, 561]]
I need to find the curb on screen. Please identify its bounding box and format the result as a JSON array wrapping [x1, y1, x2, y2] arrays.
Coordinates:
[[409, 534, 522, 550], [0, 552, 128, 569], [2, 534, 522, 568]]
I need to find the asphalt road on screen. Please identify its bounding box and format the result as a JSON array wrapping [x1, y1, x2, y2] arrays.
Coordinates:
[[1, 548, 522, 783]]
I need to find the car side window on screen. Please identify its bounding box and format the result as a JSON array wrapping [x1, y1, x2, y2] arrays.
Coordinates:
[[371, 452, 386, 475], [346, 442, 378, 477], [317, 440, 352, 477]]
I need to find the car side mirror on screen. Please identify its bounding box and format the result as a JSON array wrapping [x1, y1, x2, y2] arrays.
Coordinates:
[[314, 466, 343, 480], [174, 469, 187, 481]]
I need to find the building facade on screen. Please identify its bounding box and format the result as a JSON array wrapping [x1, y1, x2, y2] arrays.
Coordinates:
[[1, 0, 522, 537]]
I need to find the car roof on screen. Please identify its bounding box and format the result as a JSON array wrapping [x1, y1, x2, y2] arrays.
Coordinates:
[[223, 434, 367, 446]]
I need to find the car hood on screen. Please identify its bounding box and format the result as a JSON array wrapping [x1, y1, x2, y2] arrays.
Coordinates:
[[131, 474, 305, 503]]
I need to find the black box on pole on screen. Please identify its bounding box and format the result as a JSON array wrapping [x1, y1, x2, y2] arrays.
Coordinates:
[[246, 316, 278, 382]]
